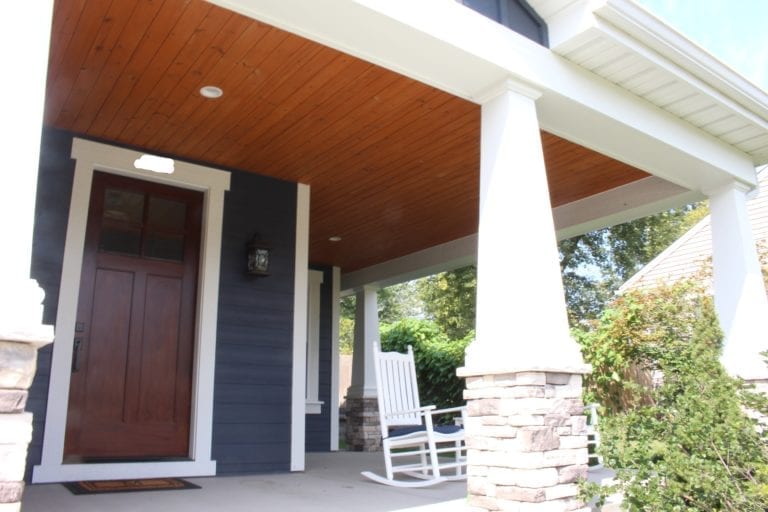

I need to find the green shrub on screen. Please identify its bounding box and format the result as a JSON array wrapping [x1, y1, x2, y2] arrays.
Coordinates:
[[577, 281, 768, 510], [380, 318, 472, 412]]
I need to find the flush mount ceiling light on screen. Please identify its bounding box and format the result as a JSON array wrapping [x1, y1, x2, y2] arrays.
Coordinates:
[[134, 154, 174, 174], [199, 85, 223, 99]]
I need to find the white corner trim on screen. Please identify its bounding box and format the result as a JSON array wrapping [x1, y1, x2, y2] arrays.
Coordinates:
[[305, 270, 324, 414], [329, 266, 341, 451], [291, 183, 310, 471], [33, 137, 230, 483]]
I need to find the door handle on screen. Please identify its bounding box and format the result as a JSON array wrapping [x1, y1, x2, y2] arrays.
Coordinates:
[[72, 338, 82, 372]]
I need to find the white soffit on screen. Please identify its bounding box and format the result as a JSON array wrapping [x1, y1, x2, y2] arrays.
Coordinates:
[[533, 0, 768, 164]]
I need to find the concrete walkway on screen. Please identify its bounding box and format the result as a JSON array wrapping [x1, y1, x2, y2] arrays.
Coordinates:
[[22, 452, 619, 511]]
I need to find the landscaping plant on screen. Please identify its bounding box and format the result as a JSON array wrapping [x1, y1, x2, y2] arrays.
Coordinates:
[[576, 280, 768, 511], [380, 318, 472, 412]]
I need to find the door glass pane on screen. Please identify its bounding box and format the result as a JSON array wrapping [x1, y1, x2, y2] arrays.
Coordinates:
[[103, 188, 144, 224], [145, 233, 184, 261], [99, 228, 142, 255], [147, 197, 186, 232]]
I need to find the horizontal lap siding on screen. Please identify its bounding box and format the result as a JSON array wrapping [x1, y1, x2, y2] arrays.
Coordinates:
[[212, 170, 297, 475], [306, 267, 333, 452]]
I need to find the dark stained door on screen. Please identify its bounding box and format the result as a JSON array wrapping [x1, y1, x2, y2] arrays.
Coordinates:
[[64, 171, 203, 461]]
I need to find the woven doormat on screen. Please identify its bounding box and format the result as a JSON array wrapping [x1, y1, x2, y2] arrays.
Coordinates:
[[63, 477, 201, 495]]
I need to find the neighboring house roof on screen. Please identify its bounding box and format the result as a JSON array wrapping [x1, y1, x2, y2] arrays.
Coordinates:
[[621, 168, 768, 292]]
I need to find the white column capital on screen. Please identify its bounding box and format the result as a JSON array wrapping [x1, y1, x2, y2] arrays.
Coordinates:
[[703, 179, 753, 199], [475, 78, 543, 105]]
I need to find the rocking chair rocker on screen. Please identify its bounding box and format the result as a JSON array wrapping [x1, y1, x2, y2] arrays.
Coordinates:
[[361, 342, 467, 487]]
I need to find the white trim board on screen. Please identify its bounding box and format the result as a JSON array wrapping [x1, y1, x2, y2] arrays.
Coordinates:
[[33, 138, 230, 483], [329, 266, 341, 451], [290, 183, 311, 471]]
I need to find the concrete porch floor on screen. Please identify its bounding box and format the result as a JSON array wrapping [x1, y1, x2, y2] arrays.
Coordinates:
[[21, 452, 468, 512], [21, 452, 619, 511]]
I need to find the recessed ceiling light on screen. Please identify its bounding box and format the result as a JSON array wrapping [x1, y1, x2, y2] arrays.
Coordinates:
[[329, 236, 342, 242], [199, 85, 223, 99]]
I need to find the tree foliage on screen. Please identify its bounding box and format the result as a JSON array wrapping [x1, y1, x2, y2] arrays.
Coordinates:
[[577, 281, 768, 510], [417, 266, 476, 339], [561, 203, 707, 325]]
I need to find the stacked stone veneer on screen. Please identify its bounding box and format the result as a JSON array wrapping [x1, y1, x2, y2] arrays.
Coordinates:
[[344, 397, 382, 451], [463, 370, 590, 512], [0, 340, 39, 512]]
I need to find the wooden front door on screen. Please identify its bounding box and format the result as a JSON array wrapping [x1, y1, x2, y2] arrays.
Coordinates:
[[64, 171, 203, 461]]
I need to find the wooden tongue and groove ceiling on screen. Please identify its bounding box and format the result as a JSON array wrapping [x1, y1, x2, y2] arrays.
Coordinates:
[[45, 0, 649, 272]]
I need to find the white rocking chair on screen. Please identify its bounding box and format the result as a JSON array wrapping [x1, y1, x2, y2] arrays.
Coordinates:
[[361, 342, 467, 487]]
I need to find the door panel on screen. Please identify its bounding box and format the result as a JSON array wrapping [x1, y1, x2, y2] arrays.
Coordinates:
[[64, 172, 202, 461]]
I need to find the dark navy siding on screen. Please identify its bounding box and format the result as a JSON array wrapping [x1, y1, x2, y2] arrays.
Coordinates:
[[306, 267, 334, 452], [212, 169, 297, 475], [460, 0, 548, 46], [27, 128, 299, 478]]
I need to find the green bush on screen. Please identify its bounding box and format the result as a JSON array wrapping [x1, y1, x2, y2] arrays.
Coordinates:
[[577, 281, 768, 510], [380, 318, 472, 412]]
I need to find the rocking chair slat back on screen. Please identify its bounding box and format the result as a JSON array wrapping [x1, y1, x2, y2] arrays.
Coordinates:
[[374, 344, 422, 430]]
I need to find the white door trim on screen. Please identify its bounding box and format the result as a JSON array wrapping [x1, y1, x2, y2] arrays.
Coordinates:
[[33, 137, 230, 483]]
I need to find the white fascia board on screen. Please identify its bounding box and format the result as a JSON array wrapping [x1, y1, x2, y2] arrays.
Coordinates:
[[340, 234, 477, 294], [539, 0, 768, 125], [207, 0, 759, 188], [553, 176, 704, 240], [597, 0, 768, 122]]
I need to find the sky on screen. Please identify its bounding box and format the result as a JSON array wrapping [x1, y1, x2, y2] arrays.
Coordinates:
[[636, 0, 768, 92]]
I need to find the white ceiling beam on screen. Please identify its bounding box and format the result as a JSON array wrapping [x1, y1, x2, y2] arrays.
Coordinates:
[[340, 176, 699, 292]]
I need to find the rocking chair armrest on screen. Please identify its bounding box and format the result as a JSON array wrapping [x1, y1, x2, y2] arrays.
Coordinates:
[[429, 406, 465, 416], [383, 405, 436, 419]]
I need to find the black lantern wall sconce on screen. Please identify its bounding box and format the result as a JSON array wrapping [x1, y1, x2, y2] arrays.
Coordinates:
[[247, 234, 271, 276]]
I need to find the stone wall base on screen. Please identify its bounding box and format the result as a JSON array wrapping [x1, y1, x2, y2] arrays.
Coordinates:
[[344, 397, 381, 452], [462, 370, 590, 512], [0, 339, 40, 512]]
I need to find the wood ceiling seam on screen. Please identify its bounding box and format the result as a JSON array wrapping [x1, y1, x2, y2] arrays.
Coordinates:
[[47, 0, 112, 125], [104, 1, 214, 142], [55, 0, 144, 130], [246, 68, 405, 175], [223, 49, 362, 160], [84, 0, 193, 136], [124, 5, 237, 147], [290, 91, 460, 182], [249, 67, 412, 170], [70, 0, 169, 135], [149, 20, 281, 152], [173, 29, 302, 156], [303, 103, 477, 189]]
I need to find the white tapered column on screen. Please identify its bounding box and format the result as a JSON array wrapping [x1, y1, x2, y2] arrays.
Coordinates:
[[464, 81, 585, 373], [709, 182, 768, 379], [345, 285, 381, 450], [459, 81, 589, 512]]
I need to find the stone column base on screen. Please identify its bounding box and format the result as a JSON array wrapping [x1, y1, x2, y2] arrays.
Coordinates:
[[1, 337, 48, 512], [344, 397, 381, 452], [461, 369, 591, 512]]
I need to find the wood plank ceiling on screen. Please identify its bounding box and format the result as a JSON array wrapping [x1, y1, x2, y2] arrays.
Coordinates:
[[45, 0, 649, 272]]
